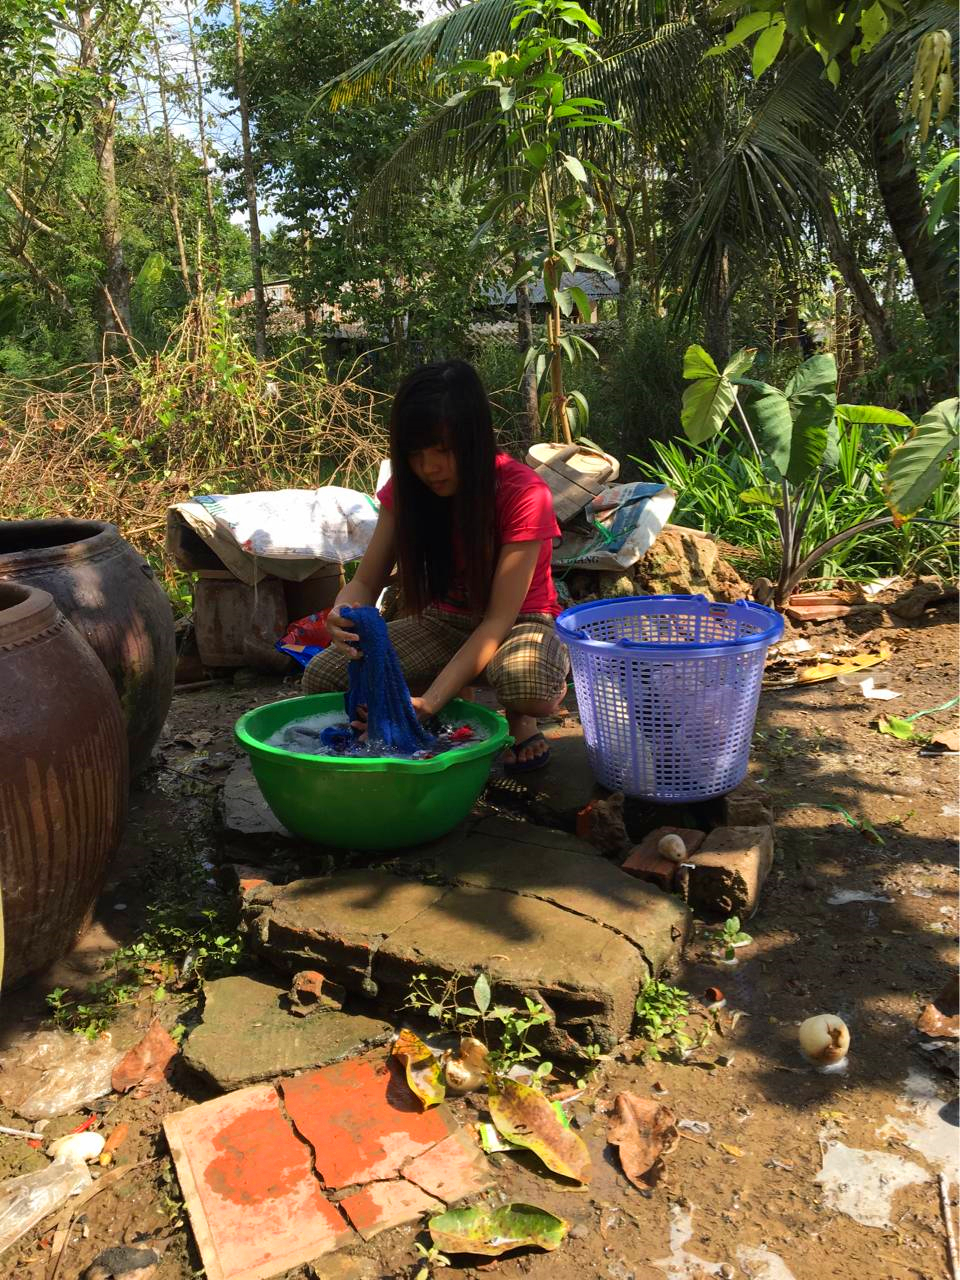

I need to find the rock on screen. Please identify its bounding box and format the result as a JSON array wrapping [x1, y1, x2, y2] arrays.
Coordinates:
[[722, 782, 773, 827], [83, 1247, 159, 1280], [288, 969, 346, 1015], [245, 817, 691, 1055], [687, 826, 775, 918], [622, 827, 707, 893], [889, 576, 946, 619], [632, 526, 750, 603], [917, 980, 959, 1039], [576, 790, 630, 855], [221, 760, 293, 842], [182, 975, 392, 1091]]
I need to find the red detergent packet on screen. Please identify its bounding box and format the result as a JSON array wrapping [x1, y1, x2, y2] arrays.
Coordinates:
[[276, 610, 333, 668]]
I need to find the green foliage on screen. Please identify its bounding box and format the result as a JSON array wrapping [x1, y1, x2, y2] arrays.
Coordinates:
[[403, 971, 553, 1077], [450, 0, 619, 441], [704, 916, 753, 962], [886, 396, 960, 519], [677, 342, 957, 603], [634, 979, 693, 1062]]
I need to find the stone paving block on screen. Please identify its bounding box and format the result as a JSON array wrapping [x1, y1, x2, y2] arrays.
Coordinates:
[[339, 1179, 444, 1240], [163, 1083, 354, 1280], [429, 816, 690, 974], [402, 1129, 494, 1203], [379, 884, 645, 1055], [687, 825, 775, 919], [245, 872, 446, 994], [222, 761, 293, 841], [183, 975, 392, 1091], [280, 1056, 457, 1188]]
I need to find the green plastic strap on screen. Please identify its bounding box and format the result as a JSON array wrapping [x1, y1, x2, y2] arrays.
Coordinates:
[[905, 695, 960, 723]]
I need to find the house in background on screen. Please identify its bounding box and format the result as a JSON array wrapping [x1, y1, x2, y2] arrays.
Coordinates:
[[482, 270, 619, 323]]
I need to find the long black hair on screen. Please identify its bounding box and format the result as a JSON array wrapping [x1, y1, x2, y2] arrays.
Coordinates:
[[389, 359, 497, 615]]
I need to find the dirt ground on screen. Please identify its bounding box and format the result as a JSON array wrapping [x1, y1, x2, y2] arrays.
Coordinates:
[[1, 605, 957, 1280]]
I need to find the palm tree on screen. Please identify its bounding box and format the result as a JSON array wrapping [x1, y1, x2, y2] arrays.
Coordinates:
[[316, 0, 956, 363]]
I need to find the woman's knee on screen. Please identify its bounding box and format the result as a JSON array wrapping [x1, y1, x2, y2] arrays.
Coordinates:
[[302, 649, 349, 694]]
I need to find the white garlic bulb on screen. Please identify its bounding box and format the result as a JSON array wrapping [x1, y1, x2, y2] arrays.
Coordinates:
[[48, 1131, 105, 1163], [442, 1036, 490, 1094], [657, 833, 687, 863], [798, 1014, 850, 1066]]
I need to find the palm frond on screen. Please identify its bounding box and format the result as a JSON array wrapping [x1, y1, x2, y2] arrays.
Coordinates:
[[666, 50, 838, 309], [320, 0, 690, 108]]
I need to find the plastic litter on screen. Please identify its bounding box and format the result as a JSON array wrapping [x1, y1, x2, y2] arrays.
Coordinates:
[[0, 1029, 121, 1120], [0, 1152, 92, 1255], [47, 1132, 105, 1163]]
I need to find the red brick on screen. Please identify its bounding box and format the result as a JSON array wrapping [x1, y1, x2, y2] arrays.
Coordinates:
[[687, 825, 775, 918], [622, 827, 705, 891], [280, 1056, 457, 1188], [339, 1179, 443, 1240], [163, 1084, 354, 1280], [402, 1130, 493, 1203]]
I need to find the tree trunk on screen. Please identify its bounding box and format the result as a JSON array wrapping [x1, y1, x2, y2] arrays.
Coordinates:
[[870, 99, 950, 325], [231, 0, 267, 359], [184, 0, 220, 271], [515, 272, 539, 448], [93, 103, 132, 353], [704, 245, 732, 366], [77, 5, 131, 355], [152, 25, 192, 296], [820, 195, 896, 360], [638, 155, 658, 309]]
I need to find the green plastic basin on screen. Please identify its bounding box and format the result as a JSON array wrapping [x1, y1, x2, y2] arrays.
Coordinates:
[[234, 693, 510, 849]]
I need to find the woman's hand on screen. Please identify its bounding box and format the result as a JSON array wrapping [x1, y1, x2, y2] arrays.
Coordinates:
[[327, 605, 361, 659], [350, 698, 432, 742], [409, 696, 435, 722]]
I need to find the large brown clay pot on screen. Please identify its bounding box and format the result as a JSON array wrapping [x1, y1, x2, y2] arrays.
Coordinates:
[[0, 583, 128, 985], [0, 520, 176, 775]]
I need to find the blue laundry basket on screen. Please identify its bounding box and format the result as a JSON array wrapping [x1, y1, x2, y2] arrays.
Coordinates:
[[557, 594, 783, 802]]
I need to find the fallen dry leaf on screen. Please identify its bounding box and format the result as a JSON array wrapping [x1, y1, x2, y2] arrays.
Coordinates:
[[392, 1029, 445, 1108], [606, 1092, 678, 1190], [718, 1143, 744, 1158], [111, 1021, 178, 1096], [488, 1077, 591, 1184]]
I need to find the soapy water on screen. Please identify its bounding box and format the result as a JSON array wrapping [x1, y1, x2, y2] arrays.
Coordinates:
[[267, 709, 489, 760]]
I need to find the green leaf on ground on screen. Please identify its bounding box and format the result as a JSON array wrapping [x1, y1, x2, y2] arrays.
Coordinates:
[[488, 1077, 591, 1182], [429, 1203, 568, 1256], [392, 1028, 445, 1108]]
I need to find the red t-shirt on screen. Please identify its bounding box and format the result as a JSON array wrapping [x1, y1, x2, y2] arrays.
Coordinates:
[[377, 452, 560, 616]]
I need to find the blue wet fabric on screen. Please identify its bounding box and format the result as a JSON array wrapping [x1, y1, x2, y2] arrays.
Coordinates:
[[342, 606, 436, 754]]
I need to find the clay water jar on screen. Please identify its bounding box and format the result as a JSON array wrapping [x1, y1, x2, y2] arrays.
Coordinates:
[[0, 520, 176, 775], [0, 582, 128, 985]]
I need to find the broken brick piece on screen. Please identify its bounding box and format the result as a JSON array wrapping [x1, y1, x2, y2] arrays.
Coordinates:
[[722, 782, 773, 828], [575, 791, 629, 855], [339, 1179, 443, 1240], [622, 827, 706, 892], [687, 826, 774, 919], [288, 970, 346, 1015], [163, 1084, 354, 1280], [402, 1129, 494, 1204], [280, 1056, 457, 1188]]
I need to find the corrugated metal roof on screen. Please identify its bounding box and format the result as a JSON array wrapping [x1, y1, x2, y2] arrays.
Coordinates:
[[484, 270, 619, 305]]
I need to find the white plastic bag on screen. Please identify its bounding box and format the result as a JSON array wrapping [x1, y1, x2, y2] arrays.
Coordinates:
[[0, 1154, 92, 1255], [0, 1029, 121, 1120]]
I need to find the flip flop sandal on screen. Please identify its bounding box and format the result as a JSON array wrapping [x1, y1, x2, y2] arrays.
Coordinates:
[[503, 731, 551, 776]]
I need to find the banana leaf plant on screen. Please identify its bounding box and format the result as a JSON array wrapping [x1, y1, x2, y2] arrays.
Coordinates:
[[679, 345, 958, 608]]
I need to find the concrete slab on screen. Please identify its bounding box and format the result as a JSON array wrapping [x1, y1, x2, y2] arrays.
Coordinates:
[[428, 815, 689, 974], [280, 1056, 458, 1187], [485, 719, 601, 829], [163, 1084, 355, 1280], [221, 761, 292, 842], [183, 975, 393, 1091], [339, 1180, 444, 1240], [246, 872, 447, 994]]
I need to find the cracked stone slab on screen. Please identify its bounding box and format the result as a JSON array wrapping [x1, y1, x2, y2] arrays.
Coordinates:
[[183, 975, 393, 1091], [427, 815, 690, 973], [221, 761, 293, 842]]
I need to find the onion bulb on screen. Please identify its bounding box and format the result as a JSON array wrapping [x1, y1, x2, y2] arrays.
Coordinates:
[[48, 1131, 105, 1163], [798, 1014, 850, 1066], [657, 834, 687, 863]]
